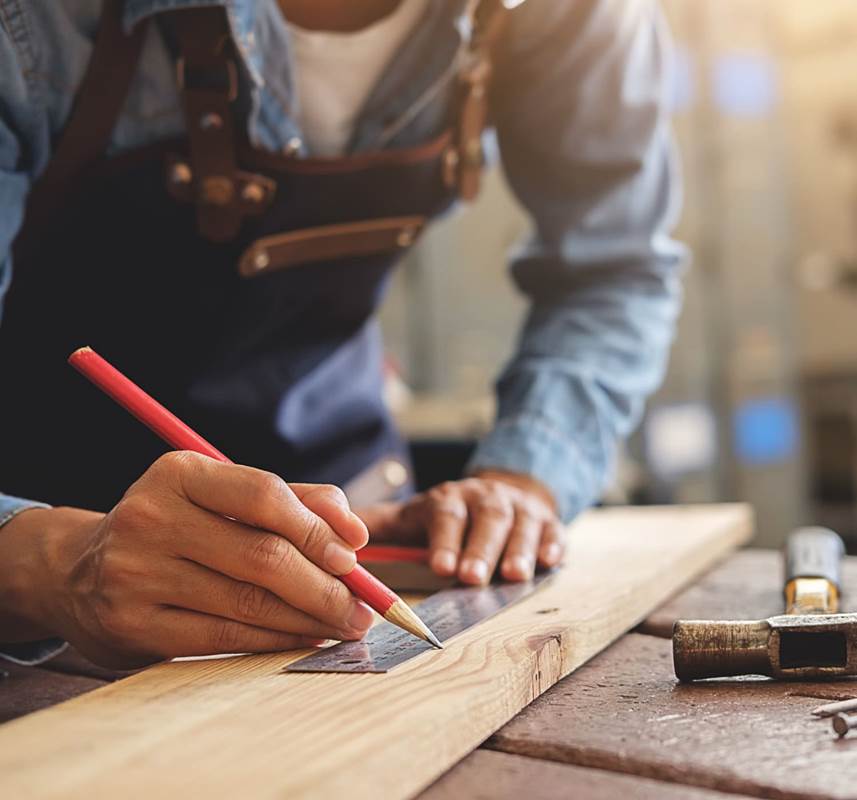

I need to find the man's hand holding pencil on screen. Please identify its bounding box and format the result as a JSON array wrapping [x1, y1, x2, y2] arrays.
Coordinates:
[[0, 454, 376, 668]]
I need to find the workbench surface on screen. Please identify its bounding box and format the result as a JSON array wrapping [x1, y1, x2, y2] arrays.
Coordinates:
[[3, 548, 856, 799]]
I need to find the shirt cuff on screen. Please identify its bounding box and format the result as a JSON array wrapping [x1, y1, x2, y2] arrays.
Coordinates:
[[0, 494, 50, 528], [466, 414, 601, 524], [0, 639, 68, 666]]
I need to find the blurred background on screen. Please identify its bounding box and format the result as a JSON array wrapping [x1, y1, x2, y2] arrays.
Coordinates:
[[380, 0, 857, 552]]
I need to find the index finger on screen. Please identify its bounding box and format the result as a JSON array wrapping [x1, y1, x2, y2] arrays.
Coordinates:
[[159, 452, 358, 574]]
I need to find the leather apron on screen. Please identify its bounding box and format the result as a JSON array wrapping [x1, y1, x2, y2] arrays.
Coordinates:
[[0, 1, 503, 512]]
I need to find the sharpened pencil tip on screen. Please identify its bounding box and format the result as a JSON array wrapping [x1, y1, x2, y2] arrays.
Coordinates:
[[426, 630, 443, 650]]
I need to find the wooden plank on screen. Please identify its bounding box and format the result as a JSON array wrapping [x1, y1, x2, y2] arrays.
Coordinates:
[[640, 549, 857, 638], [0, 504, 751, 800], [0, 662, 106, 724], [489, 632, 857, 800], [419, 749, 758, 799]]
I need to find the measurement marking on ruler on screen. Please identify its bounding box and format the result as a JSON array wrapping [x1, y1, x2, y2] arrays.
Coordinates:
[[286, 572, 554, 673]]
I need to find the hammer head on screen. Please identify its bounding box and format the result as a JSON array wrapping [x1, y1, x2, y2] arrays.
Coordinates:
[[673, 613, 857, 681]]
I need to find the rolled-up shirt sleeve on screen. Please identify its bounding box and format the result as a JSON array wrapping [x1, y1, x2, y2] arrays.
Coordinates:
[[0, 16, 63, 664], [467, 0, 687, 521]]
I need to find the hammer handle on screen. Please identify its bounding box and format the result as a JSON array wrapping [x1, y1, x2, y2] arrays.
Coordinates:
[[785, 527, 845, 588]]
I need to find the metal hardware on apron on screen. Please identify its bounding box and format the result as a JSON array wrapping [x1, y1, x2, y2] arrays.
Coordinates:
[[1, 0, 509, 513]]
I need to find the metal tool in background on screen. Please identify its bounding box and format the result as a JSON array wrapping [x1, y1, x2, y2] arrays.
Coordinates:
[[811, 697, 857, 738], [673, 527, 856, 681], [287, 572, 552, 673]]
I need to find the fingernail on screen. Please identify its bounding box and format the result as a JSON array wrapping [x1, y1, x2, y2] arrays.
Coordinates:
[[303, 638, 328, 647], [348, 601, 375, 632], [348, 513, 370, 548], [542, 543, 562, 565], [460, 558, 488, 584], [503, 555, 532, 580], [324, 541, 357, 574], [431, 548, 457, 575]]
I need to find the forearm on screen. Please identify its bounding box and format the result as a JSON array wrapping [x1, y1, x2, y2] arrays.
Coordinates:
[[477, 0, 685, 520], [469, 259, 683, 522]]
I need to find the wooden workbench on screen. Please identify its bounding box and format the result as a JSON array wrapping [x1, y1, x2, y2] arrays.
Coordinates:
[[3, 547, 856, 798]]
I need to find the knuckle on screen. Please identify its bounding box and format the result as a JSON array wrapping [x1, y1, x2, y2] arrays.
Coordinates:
[[247, 471, 287, 513], [317, 484, 347, 505], [475, 496, 512, 520], [210, 620, 242, 653], [317, 577, 346, 619], [431, 482, 457, 499], [298, 513, 329, 555], [153, 450, 197, 476], [432, 501, 466, 521], [246, 534, 293, 576], [235, 582, 276, 622]]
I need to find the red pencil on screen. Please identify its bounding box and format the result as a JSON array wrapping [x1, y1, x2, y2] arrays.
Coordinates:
[[68, 346, 441, 650]]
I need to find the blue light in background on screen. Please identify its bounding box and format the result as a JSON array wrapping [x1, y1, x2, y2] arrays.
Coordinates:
[[733, 397, 799, 466], [712, 52, 778, 117]]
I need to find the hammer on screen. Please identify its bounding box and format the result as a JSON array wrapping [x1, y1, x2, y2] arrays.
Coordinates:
[[673, 527, 855, 681]]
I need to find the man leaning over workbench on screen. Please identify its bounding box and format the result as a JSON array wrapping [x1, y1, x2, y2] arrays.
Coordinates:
[[0, 0, 683, 668]]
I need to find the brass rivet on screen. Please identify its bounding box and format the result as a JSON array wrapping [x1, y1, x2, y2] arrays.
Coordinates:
[[199, 112, 224, 131], [283, 136, 302, 156], [396, 227, 417, 248], [241, 182, 266, 204], [252, 250, 270, 271], [383, 460, 408, 488], [464, 139, 483, 166], [200, 176, 234, 206], [169, 161, 192, 185]]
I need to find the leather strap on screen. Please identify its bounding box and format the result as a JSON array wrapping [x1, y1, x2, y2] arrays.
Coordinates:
[[24, 0, 147, 226], [170, 7, 249, 241], [450, 0, 512, 201], [238, 216, 426, 278]]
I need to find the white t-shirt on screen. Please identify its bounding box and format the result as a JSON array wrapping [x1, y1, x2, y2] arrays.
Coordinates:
[[286, 0, 430, 157]]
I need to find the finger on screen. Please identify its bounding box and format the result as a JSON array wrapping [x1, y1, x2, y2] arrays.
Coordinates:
[[537, 519, 566, 568], [151, 607, 330, 658], [158, 452, 359, 574], [458, 494, 513, 585], [289, 484, 369, 549], [418, 492, 468, 577], [500, 510, 542, 581], [174, 505, 375, 631], [157, 558, 372, 641]]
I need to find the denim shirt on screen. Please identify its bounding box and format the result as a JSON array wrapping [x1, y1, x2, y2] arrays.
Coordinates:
[[0, 0, 685, 531]]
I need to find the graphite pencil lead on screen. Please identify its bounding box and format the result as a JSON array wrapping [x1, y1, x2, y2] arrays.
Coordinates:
[[383, 598, 442, 650]]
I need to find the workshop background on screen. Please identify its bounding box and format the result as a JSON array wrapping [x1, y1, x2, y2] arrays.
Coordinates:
[[380, 0, 857, 551]]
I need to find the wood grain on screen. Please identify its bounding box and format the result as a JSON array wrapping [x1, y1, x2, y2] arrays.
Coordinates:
[[639, 549, 857, 638], [489, 632, 857, 800], [419, 749, 758, 800], [0, 504, 751, 800]]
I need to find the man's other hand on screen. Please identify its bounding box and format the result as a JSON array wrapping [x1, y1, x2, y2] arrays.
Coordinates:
[[357, 472, 564, 585]]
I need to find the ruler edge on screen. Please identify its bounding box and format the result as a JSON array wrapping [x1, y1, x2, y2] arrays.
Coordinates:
[[285, 571, 556, 673]]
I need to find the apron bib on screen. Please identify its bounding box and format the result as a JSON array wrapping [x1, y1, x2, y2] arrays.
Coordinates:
[[1, 1, 504, 512]]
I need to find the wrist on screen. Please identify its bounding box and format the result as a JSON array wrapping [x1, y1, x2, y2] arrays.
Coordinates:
[[0, 506, 102, 641]]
